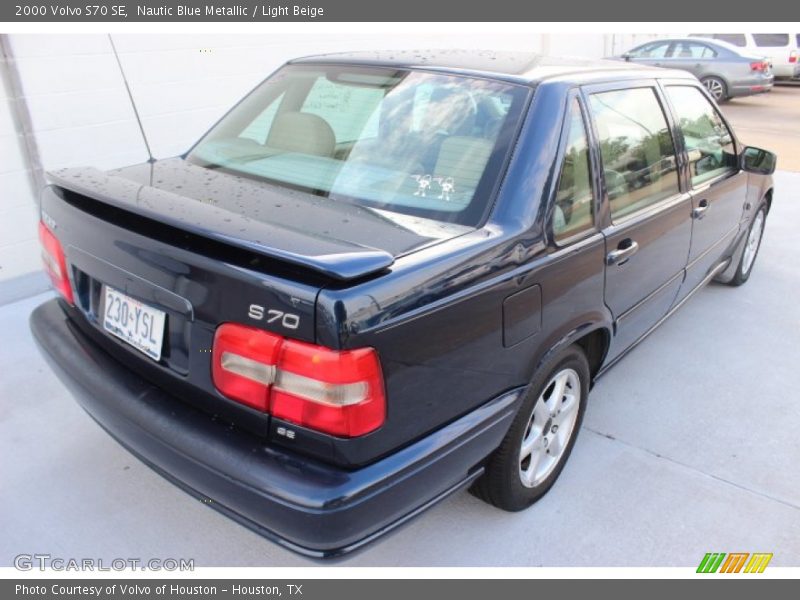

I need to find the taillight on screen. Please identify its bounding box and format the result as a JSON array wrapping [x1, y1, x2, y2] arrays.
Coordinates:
[[790, 51, 798, 63], [38, 220, 74, 305], [211, 324, 281, 411], [750, 61, 768, 72], [212, 323, 385, 437]]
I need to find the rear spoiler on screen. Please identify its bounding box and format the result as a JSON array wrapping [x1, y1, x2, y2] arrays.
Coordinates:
[[47, 168, 395, 282]]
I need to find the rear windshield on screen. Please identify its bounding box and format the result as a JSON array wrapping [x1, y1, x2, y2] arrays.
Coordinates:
[[753, 33, 790, 47], [188, 64, 529, 227]]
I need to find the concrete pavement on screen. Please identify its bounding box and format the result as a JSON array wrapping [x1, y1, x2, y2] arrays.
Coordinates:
[[722, 85, 800, 172], [2, 172, 799, 567]]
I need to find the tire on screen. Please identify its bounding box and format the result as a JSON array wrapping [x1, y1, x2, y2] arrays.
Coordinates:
[[471, 344, 590, 511], [701, 76, 728, 102], [728, 204, 767, 286]]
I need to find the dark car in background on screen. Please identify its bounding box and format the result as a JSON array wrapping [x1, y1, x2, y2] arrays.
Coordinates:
[[31, 51, 776, 557], [614, 37, 774, 101]]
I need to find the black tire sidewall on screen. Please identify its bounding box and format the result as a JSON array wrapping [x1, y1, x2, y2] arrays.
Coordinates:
[[482, 345, 590, 511], [733, 205, 767, 285]]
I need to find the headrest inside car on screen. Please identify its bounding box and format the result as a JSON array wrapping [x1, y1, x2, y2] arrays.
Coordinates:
[[266, 112, 336, 157]]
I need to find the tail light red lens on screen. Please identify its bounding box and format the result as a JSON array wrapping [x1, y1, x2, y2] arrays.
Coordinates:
[[211, 324, 281, 411], [750, 61, 769, 72], [790, 52, 797, 63], [211, 323, 385, 437], [38, 220, 74, 305]]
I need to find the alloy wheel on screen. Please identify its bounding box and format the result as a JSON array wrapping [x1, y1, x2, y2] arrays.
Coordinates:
[[519, 368, 581, 488], [742, 210, 765, 275], [703, 78, 725, 100]]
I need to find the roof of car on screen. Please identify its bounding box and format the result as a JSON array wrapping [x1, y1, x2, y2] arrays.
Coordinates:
[[289, 49, 696, 86], [636, 36, 744, 54]]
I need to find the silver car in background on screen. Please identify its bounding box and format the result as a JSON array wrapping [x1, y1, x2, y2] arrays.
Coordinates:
[[690, 33, 800, 80], [612, 37, 774, 101]]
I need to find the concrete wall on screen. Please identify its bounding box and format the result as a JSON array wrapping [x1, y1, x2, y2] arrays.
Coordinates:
[[0, 48, 40, 283], [0, 32, 663, 288]]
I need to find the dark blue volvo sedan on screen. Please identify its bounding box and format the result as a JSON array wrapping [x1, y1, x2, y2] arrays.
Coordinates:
[[31, 51, 776, 557]]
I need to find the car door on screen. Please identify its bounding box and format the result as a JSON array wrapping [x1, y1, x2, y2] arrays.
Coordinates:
[[584, 82, 693, 361], [663, 41, 719, 79], [661, 82, 748, 299]]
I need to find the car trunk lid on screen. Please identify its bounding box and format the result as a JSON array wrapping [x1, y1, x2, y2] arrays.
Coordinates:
[[47, 157, 469, 282]]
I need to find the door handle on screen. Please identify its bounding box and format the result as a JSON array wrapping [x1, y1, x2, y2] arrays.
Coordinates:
[[606, 239, 639, 266], [692, 199, 710, 219]]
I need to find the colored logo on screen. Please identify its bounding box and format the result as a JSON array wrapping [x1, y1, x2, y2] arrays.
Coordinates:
[[697, 552, 773, 573]]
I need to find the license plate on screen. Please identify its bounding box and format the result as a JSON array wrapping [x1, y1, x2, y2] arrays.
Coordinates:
[[102, 286, 166, 361]]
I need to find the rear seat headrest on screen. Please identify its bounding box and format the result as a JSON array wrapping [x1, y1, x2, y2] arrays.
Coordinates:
[[266, 111, 336, 157]]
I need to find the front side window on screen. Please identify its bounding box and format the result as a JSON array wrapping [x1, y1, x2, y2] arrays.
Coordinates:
[[553, 100, 594, 242], [630, 42, 671, 58], [588, 87, 679, 220], [753, 33, 790, 47], [665, 86, 737, 187], [188, 65, 528, 226]]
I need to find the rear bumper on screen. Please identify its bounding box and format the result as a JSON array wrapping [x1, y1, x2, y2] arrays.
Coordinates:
[[729, 76, 774, 97], [30, 298, 521, 558]]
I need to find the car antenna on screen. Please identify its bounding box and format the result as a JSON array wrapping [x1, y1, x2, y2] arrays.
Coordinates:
[[108, 34, 155, 163]]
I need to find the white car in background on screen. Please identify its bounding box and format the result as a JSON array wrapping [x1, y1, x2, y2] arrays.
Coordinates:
[[690, 33, 800, 80]]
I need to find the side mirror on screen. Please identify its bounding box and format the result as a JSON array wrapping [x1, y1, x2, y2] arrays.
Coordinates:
[[621, 52, 633, 61], [741, 146, 777, 175]]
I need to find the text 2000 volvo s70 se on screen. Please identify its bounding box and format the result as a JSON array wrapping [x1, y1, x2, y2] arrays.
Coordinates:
[[31, 51, 776, 557]]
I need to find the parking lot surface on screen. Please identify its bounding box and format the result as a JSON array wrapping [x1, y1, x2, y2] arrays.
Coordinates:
[[2, 171, 798, 567], [722, 85, 800, 172]]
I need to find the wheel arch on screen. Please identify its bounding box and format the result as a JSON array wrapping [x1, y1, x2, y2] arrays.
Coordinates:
[[764, 187, 773, 214], [534, 321, 612, 387]]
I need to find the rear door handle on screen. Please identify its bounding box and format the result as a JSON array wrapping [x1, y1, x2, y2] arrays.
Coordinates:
[[692, 199, 710, 219], [606, 239, 639, 266]]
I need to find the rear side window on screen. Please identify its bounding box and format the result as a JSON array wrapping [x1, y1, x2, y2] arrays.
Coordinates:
[[553, 100, 594, 242], [588, 87, 679, 220], [699, 33, 746, 47], [753, 34, 790, 47], [691, 34, 747, 47], [665, 86, 737, 187], [714, 33, 747, 47]]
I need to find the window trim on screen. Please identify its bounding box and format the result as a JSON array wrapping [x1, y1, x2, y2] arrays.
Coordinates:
[[580, 79, 684, 227], [546, 89, 600, 248], [658, 80, 741, 192]]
